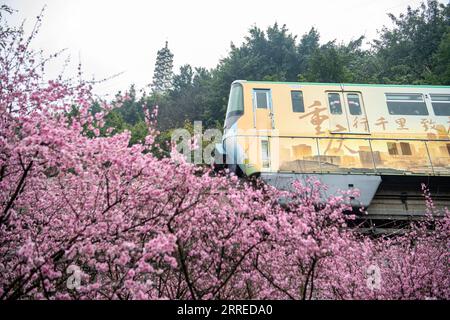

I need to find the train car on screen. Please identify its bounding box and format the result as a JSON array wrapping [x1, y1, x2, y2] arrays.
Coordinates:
[[216, 80, 450, 223]]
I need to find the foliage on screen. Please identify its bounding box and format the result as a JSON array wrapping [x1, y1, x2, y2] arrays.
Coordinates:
[[372, 0, 449, 84], [428, 26, 450, 85]]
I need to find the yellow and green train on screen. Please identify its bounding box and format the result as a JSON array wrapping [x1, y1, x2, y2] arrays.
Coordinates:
[[216, 80, 450, 217]]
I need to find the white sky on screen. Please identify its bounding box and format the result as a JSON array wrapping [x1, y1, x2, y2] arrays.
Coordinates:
[[4, 0, 443, 97]]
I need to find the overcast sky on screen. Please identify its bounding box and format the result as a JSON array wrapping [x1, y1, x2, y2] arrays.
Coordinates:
[[4, 0, 443, 97]]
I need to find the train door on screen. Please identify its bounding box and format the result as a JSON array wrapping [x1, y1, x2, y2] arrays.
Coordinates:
[[327, 91, 369, 134], [344, 92, 369, 134], [252, 89, 274, 130], [327, 92, 349, 133]]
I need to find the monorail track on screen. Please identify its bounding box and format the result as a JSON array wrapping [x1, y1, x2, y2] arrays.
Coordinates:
[[350, 175, 450, 234]]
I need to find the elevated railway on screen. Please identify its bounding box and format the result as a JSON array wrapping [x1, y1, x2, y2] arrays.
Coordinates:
[[215, 81, 450, 230]]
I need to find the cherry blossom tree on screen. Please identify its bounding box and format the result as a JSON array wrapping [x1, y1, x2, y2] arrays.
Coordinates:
[[0, 7, 448, 300]]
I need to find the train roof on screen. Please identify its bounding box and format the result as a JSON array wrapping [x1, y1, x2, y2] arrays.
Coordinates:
[[232, 80, 450, 89]]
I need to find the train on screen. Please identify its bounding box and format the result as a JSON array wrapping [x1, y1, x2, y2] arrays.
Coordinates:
[[215, 80, 450, 225]]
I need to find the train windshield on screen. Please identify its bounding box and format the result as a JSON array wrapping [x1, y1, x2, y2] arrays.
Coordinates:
[[225, 83, 244, 128]]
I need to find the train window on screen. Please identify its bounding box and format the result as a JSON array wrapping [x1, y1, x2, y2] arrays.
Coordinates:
[[226, 83, 244, 116], [328, 93, 342, 114], [291, 91, 305, 113], [387, 142, 412, 156], [347, 94, 362, 115], [430, 94, 450, 116], [225, 83, 244, 129], [385, 93, 428, 115], [387, 142, 399, 155], [254, 89, 270, 109], [261, 140, 270, 168], [400, 142, 412, 156]]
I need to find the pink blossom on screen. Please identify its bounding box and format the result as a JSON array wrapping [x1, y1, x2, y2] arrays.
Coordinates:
[[0, 10, 448, 301]]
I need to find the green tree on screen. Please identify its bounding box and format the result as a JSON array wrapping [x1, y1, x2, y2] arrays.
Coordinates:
[[302, 36, 376, 83], [156, 65, 214, 131], [428, 26, 450, 84], [372, 0, 449, 84], [297, 27, 320, 77], [216, 23, 299, 82], [303, 41, 346, 82], [116, 85, 145, 125], [104, 110, 127, 134]]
